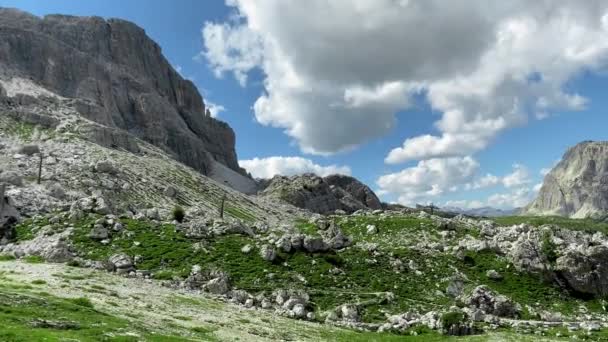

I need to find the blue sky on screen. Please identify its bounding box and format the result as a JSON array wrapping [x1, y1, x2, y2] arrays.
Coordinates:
[[3, 0, 607, 209]]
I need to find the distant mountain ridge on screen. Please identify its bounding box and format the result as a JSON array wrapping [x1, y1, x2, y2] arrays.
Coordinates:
[[442, 206, 519, 217]]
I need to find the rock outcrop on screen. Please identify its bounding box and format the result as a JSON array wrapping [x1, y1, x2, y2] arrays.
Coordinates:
[[0, 194, 19, 244], [324, 175, 383, 210], [258, 173, 382, 214], [526, 141, 608, 218], [0, 8, 245, 177]]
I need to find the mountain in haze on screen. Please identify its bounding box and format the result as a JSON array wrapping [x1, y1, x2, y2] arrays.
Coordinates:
[[442, 206, 519, 217], [526, 140, 608, 218], [0, 8, 256, 192]]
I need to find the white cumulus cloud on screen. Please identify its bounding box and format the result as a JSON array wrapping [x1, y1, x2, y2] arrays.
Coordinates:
[[376, 157, 479, 206], [463, 163, 531, 190], [486, 187, 535, 209], [379, 159, 538, 207], [239, 156, 351, 179], [200, 21, 263, 86], [202, 1, 608, 157], [501, 164, 531, 188]]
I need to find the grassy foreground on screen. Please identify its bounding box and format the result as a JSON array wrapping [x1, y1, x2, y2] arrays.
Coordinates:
[[0, 260, 581, 341], [8, 212, 608, 340]]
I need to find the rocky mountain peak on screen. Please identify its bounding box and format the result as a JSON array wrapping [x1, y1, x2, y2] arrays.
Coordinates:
[[526, 140, 608, 218], [0, 7, 248, 181]]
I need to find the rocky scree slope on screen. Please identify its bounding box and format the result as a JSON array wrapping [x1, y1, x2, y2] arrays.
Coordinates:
[[0, 8, 254, 189], [0, 111, 298, 225], [258, 173, 383, 215], [526, 141, 608, 219]]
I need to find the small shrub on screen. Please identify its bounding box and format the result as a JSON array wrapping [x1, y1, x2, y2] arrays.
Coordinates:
[[172, 206, 185, 223], [541, 232, 558, 263], [441, 311, 466, 330], [153, 270, 175, 280], [0, 254, 16, 261], [66, 260, 82, 267], [31, 279, 47, 285], [323, 254, 344, 266], [70, 297, 94, 308], [406, 325, 433, 335], [463, 254, 475, 266], [23, 255, 44, 264]]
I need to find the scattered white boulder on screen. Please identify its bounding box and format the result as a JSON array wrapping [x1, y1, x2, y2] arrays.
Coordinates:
[[486, 269, 503, 280], [0, 170, 23, 186], [94, 160, 117, 174], [18, 144, 40, 156], [260, 244, 277, 262], [366, 224, 378, 234], [340, 304, 360, 322], [241, 244, 253, 254], [109, 253, 133, 270], [206, 276, 231, 295], [292, 304, 306, 318]]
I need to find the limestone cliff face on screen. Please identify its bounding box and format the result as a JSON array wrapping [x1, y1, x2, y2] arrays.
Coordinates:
[[0, 8, 244, 176], [526, 141, 608, 218], [259, 173, 382, 214]]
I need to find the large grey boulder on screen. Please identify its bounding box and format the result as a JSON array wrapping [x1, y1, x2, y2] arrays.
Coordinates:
[[17, 144, 40, 156], [1, 227, 73, 262], [206, 276, 230, 295], [508, 232, 548, 273], [303, 236, 329, 253], [526, 141, 608, 218], [46, 183, 66, 200], [555, 245, 608, 297], [462, 285, 520, 318], [321, 221, 352, 250], [88, 224, 109, 241], [0, 171, 23, 186], [94, 161, 117, 174], [0, 8, 246, 178], [339, 304, 361, 322], [109, 253, 133, 270], [259, 245, 277, 262], [292, 304, 307, 318]]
